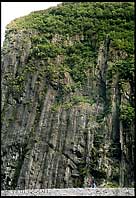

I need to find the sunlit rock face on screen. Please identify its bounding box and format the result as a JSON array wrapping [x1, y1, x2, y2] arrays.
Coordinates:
[[1, 2, 134, 190]]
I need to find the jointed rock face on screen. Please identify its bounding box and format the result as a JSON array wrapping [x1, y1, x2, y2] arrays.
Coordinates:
[[1, 2, 134, 190]]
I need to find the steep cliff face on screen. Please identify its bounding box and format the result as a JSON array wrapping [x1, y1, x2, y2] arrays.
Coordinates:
[[1, 2, 134, 190]]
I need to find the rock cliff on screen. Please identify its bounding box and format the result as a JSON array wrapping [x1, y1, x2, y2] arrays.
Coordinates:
[[1, 2, 135, 190]]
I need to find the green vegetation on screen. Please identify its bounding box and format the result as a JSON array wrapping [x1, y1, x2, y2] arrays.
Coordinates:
[[4, 2, 134, 122], [5, 73, 25, 98], [71, 95, 95, 105], [5, 2, 134, 86], [31, 43, 64, 59], [5, 2, 134, 132], [103, 181, 119, 188], [120, 103, 135, 125], [112, 58, 134, 81], [51, 95, 95, 112]]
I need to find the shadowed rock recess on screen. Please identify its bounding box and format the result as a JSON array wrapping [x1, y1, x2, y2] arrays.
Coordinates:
[[1, 2, 135, 190]]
